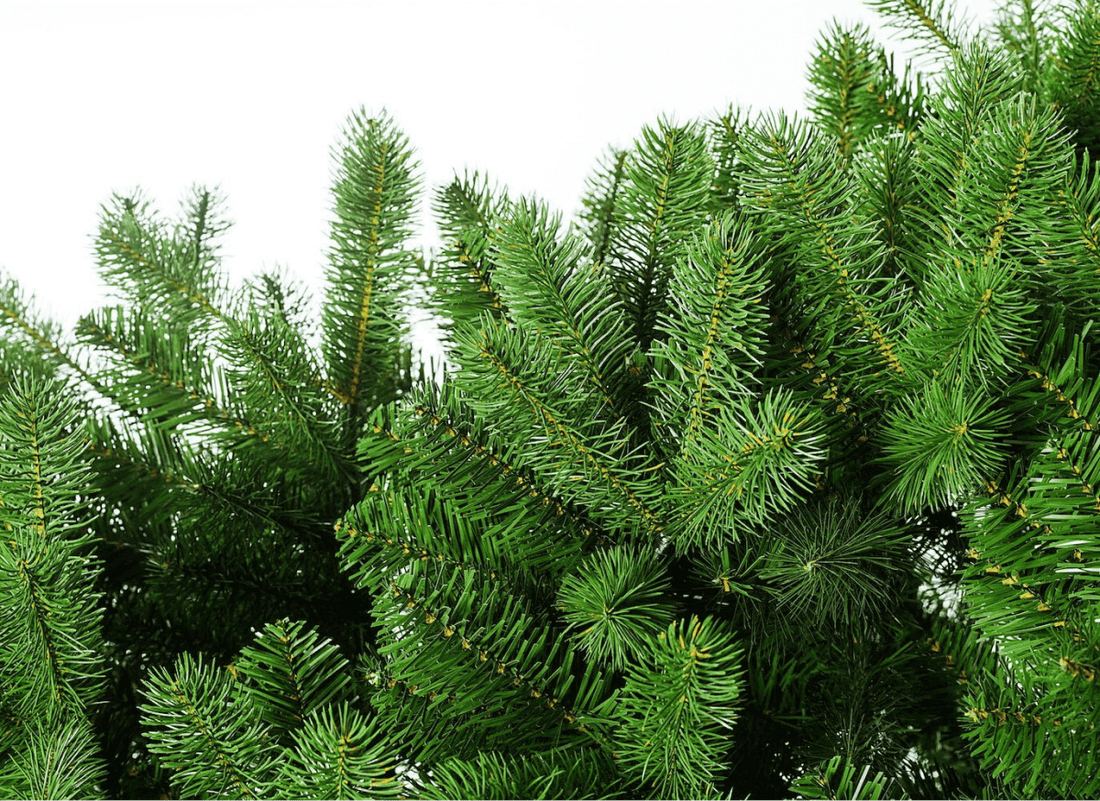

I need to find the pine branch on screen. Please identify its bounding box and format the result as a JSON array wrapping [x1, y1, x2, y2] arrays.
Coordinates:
[[604, 117, 715, 353], [0, 375, 108, 798], [865, 0, 972, 62], [430, 170, 512, 347], [578, 145, 629, 270], [8, 4, 1100, 795], [322, 108, 422, 427]]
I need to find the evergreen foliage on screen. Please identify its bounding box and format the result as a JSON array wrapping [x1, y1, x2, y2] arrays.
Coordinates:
[[2, 1, 1100, 798]]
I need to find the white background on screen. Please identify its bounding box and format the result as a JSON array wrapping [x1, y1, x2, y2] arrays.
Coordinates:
[[1, 0, 1001, 373]]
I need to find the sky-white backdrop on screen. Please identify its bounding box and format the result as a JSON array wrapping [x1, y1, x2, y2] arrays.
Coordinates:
[[1, 0, 1001, 373]]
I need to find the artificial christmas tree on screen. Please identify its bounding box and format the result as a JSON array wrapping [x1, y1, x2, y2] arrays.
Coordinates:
[[2, 1, 1100, 798]]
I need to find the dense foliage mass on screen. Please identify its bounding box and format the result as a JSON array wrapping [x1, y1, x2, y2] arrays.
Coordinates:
[[2, 1, 1100, 798]]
